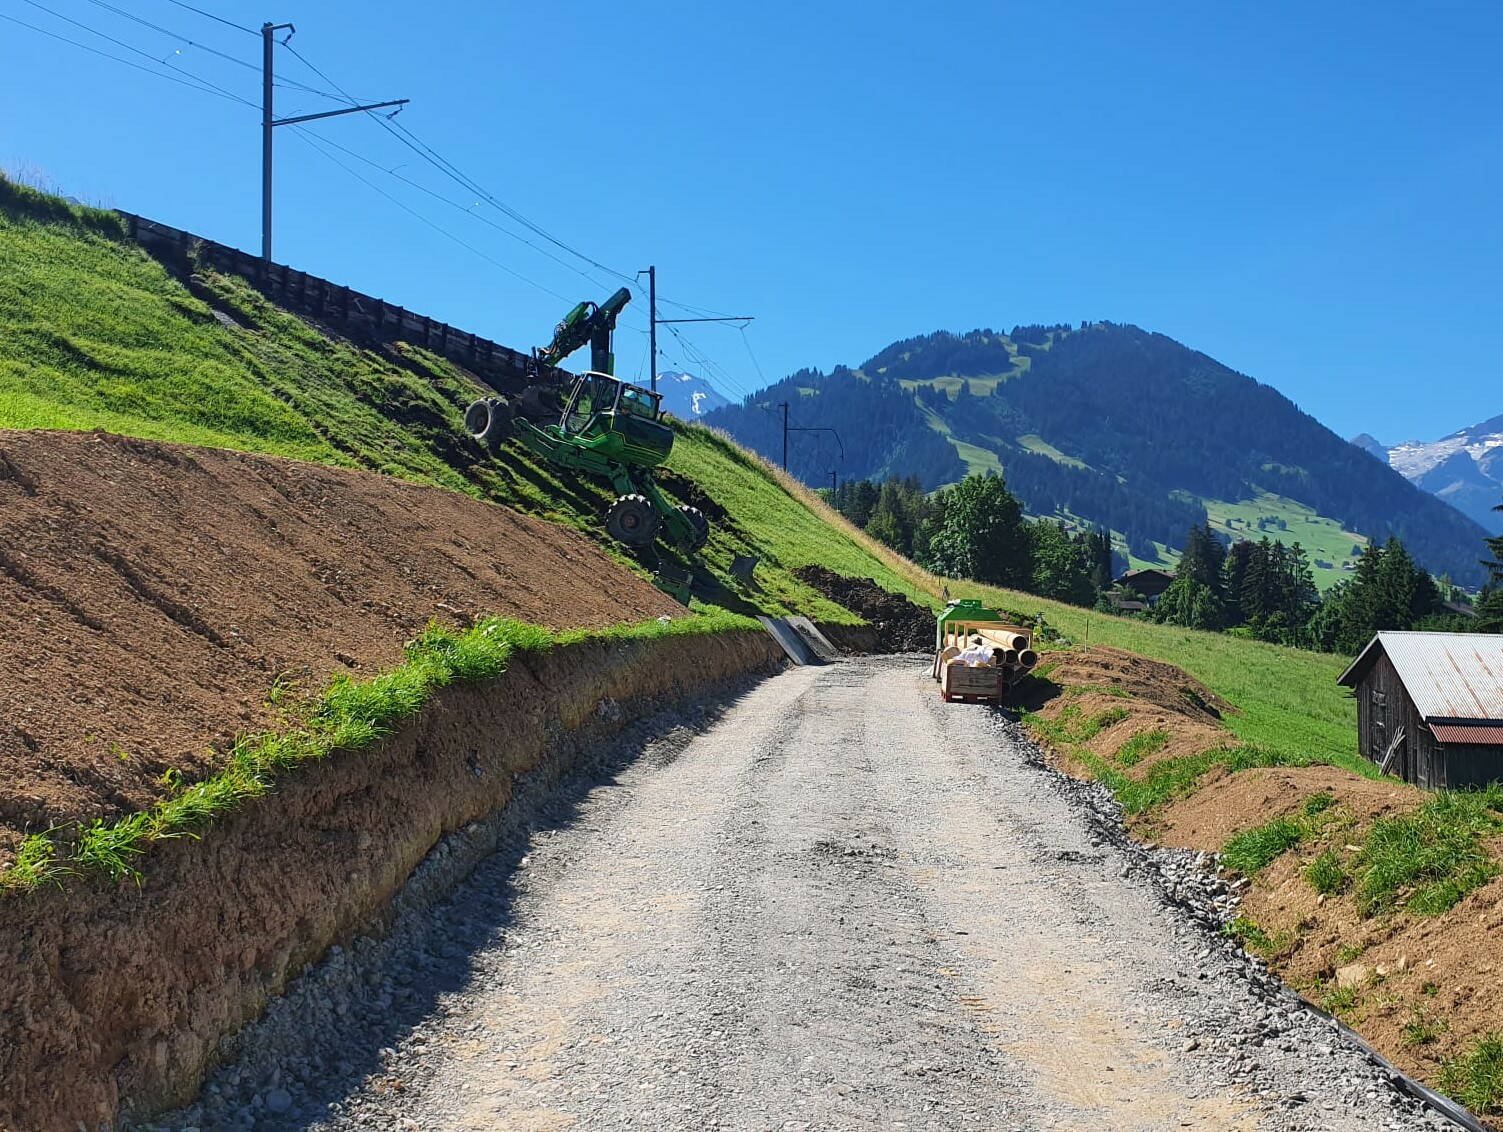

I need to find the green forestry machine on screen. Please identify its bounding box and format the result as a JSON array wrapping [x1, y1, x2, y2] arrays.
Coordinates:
[[463, 287, 707, 602]]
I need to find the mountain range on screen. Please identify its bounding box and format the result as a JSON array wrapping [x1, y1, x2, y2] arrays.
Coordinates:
[[1351, 416, 1503, 535], [702, 323, 1493, 587], [656, 370, 730, 420]]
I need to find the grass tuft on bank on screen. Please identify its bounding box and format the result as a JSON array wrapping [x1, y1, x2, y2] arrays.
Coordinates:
[[0, 610, 756, 894]]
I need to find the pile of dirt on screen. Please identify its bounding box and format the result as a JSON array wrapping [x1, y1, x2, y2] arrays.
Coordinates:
[[1025, 646, 1235, 788], [0, 429, 683, 859], [1153, 765, 1417, 849], [1037, 646, 1234, 722], [792, 565, 932, 652]]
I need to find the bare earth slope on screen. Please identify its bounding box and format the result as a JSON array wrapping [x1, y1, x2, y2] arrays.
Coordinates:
[[0, 429, 680, 857]]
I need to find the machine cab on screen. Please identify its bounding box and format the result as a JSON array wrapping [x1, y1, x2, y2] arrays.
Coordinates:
[[559, 372, 674, 464]]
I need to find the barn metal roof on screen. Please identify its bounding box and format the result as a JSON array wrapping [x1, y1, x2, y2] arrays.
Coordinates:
[[1431, 723, 1503, 745], [1337, 632, 1503, 722]]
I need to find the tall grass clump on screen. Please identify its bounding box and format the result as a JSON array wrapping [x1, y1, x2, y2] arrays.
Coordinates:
[[1305, 849, 1348, 895], [1440, 1034, 1503, 1115], [1353, 787, 1503, 917], [1223, 817, 1304, 875]]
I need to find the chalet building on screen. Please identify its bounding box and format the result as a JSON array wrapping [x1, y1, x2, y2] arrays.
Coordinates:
[[1336, 632, 1503, 789], [1113, 568, 1176, 603]]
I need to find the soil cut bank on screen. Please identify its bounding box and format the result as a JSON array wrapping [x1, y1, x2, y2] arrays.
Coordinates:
[[0, 626, 782, 1131], [0, 429, 682, 860]]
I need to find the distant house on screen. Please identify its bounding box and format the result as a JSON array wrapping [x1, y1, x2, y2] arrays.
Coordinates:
[[1113, 568, 1175, 602], [1108, 596, 1148, 614], [1336, 632, 1503, 788]]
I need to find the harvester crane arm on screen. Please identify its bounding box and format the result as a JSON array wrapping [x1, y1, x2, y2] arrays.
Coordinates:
[[533, 286, 632, 376]]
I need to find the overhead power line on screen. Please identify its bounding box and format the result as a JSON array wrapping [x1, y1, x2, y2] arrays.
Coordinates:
[[9, 4, 756, 394], [290, 128, 574, 303], [161, 0, 257, 36], [2, 7, 254, 106], [276, 38, 738, 321]]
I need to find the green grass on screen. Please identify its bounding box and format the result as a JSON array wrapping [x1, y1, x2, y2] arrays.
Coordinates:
[[1203, 491, 1366, 592], [0, 609, 758, 894], [971, 580, 1364, 777], [1016, 433, 1090, 470], [1115, 728, 1169, 767], [1223, 817, 1305, 874], [1322, 984, 1360, 1013], [1440, 1034, 1503, 1115], [1224, 915, 1296, 961], [1403, 1007, 1448, 1048], [1353, 788, 1503, 917], [1305, 849, 1348, 895]]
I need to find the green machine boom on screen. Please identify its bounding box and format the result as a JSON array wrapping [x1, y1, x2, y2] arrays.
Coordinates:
[[463, 288, 708, 602]]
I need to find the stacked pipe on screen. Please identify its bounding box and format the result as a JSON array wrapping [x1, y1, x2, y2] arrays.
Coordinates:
[[933, 625, 1038, 700]]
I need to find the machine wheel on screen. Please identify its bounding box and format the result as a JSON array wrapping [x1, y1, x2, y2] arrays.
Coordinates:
[[605, 494, 661, 548], [675, 504, 710, 551], [464, 397, 513, 449]]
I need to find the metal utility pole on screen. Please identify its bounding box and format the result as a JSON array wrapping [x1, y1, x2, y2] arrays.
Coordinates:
[[776, 402, 844, 476], [641, 266, 754, 395], [261, 22, 408, 261], [644, 265, 657, 393]]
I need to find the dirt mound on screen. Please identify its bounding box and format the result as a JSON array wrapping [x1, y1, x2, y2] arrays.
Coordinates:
[[0, 429, 682, 859], [1153, 765, 1418, 850], [1039, 646, 1234, 722], [792, 565, 932, 652]]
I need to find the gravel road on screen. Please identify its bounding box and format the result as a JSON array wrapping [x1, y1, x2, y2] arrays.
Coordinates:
[[161, 657, 1459, 1132]]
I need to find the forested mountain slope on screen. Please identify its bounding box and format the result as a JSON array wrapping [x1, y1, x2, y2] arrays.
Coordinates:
[[705, 323, 1491, 585]]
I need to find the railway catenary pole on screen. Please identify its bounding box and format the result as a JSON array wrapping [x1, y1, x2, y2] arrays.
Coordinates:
[[260, 22, 408, 261], [775, 405, 843, 478], [650, 288, 756, 398], [644, 266, 657, 392]]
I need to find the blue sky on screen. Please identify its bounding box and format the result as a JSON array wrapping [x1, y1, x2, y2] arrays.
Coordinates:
[[3, 0, 1501, 443]]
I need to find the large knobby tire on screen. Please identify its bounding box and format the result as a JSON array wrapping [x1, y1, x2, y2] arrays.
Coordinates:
[[675, 504, 709, 552], [464, 398, 513, 450], [605, 494, 661, 548]]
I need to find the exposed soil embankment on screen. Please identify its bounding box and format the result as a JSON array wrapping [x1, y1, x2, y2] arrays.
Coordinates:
[[1029, 645, 1503, 1127], [792, 565, 932, 652], [0, 626, 782, 1131], [0, 429, 681, 858]]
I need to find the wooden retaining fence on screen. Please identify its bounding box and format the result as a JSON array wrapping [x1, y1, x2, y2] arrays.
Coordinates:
[[117, 211, 551, 394]]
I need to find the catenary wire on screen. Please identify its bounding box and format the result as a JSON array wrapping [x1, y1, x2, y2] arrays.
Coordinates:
[[160, 0, 256, 36], [277, 39, 740, 320], [3, 7, 256, 106], [290, 127, 577, 304]]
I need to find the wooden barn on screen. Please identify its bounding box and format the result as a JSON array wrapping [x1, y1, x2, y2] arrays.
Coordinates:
[[1337, 632, 1503, 789]]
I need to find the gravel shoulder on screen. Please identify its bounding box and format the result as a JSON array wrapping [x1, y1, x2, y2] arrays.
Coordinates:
[[157, 657, 1457, 1131]]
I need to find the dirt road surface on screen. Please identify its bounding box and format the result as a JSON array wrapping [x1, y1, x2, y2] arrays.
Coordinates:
[[169, 658, 1454, 1132]]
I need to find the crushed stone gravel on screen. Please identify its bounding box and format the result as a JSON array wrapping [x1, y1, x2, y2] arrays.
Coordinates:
[[145, 658, 1464, 1132]]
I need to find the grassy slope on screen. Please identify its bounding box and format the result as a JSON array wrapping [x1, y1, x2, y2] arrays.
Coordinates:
[[0, 185, 1359, 778], [1204, 491, 1367, 591]]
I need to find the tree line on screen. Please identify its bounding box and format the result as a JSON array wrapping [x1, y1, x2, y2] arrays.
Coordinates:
[[829, 474, 1503, 656], [1142, 513, 1503, 650], [827, 474, 1112, 608]]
